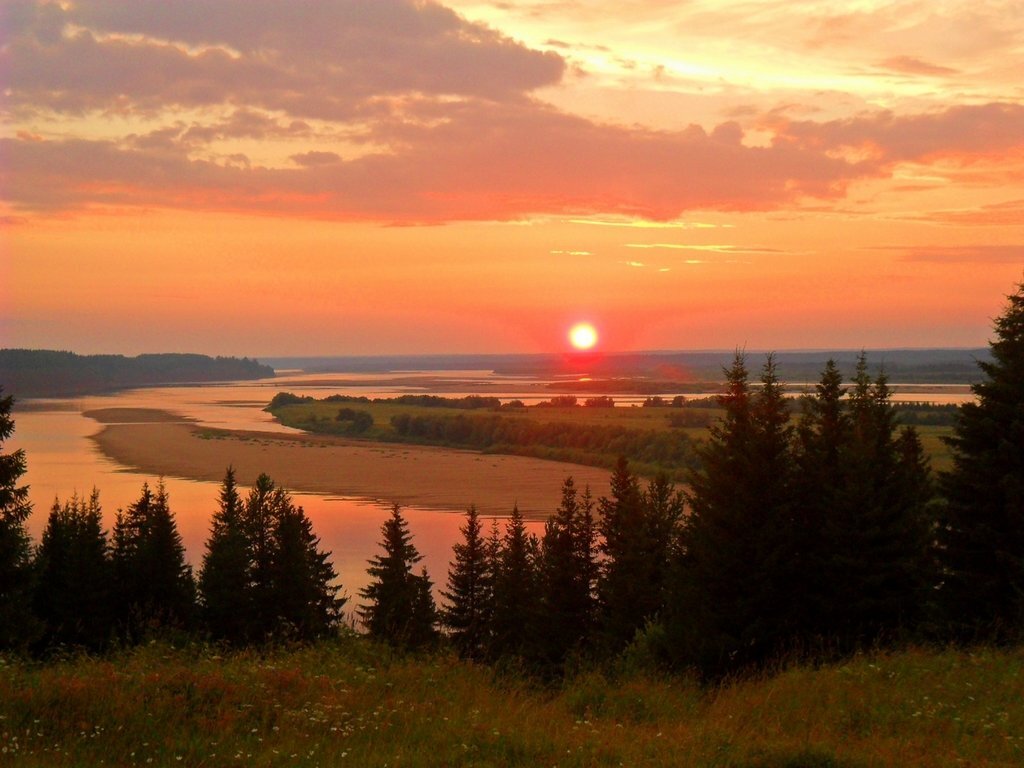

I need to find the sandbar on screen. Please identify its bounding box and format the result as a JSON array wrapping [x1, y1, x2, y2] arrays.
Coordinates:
[[86, 408, 611, 517]]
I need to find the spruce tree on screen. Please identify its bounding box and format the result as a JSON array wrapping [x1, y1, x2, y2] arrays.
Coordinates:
[[491, 504, 538, 659], [33, 490, 113, 650], [828, 356, 932, 646], [198, 467, 252, 643], [0, 387, 37, 650], [794, 356, 933, 652], [360, 504, 437, 648], [112, 480, 195, 638], [598, 457, 648, 651], [536, 477, 597, 669], [270, 497, 344, 640], [441, 506, 493, 660], [242, 473, 279, 638], [940, 282, 1024, 639], [668, 353, 796, 676]]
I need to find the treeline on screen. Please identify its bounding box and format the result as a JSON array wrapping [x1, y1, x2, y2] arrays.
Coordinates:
[[267, 392, 501, 410], [0, 467, 343, 652], [389, 411, 698, 476], [0, 349, 274, 398]]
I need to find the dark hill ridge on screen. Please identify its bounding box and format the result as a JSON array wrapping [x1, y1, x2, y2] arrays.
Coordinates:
[[0, 349, 274, 398]]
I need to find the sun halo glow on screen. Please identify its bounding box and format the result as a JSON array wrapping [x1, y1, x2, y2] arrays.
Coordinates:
[[569, 322, 598, 350]]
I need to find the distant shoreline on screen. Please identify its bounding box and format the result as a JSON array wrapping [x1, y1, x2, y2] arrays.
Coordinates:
[[85, 408, 611, 517]]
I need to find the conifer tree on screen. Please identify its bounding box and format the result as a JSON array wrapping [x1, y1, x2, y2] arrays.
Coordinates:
[[270, 497, 344, 640], [441, 506, 493, 660], [491, 504, 538, 659], [198, 467, 252, 643], [0, 387, 37, 650], [940, 282, 1024, 639], [112, 480, 195, 638], [827, 356, 932, 646], [598, 457, 647, 650], [360, 504, 437, 648], [794, 356, 933, 651], [242, 473, 279, 637], [33, 490, 113, 650], [669, 353, 796, 676], [537, 477, 597, 668]]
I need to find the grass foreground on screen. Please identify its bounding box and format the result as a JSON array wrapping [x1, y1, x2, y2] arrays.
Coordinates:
[[2, 639, 1021, 767]]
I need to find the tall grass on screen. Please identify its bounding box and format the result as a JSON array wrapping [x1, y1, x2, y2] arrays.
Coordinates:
[[2, 640, 1021, 766]]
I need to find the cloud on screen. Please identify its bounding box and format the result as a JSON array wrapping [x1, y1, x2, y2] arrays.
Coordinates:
[[291, 151, 343, 167], [569, 217, 726, 229], [896, 199, 1024, 227], [3, 1, 1023, 224], [776, 103, 1024, 164], [894, 245, 1024, 264], [875, 56, 958, 77], [625, 244, 786, 254], [3, 0, 565, 120], [0, 99, 869, 220]]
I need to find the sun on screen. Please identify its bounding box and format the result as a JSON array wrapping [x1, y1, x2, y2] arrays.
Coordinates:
[[568, 322, 598, 350]]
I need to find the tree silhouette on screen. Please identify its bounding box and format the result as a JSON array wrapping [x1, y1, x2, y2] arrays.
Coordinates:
[[112, 480, 195, 638], [490, 504, 538, 660], [0, 387, 37, 650], [34, 490, 113, 650], [669, 353, 797, 676], [360, 505, 437, 648], [536, 477, 597, 669], [940, 281, 1024, 639], [441, 505, 493, 660], [270, 495, 344, 640], [199, 467, 253, 643]]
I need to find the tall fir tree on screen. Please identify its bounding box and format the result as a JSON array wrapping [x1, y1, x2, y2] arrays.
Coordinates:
[[360, 504, 437, 648], [242, 473, 279, 638], [598, 458, 647, 651], [536, 477, 597, 669], [826, 356, 932, 647], [490, 504, 538, 660], [939, 282, 1024, 639], [33, 490, 113, 650], [270, 496, 344, 640], [112, 480, 195, 639], [0, 387, 38, 650], [441, 506, 493, 660], [668, 353, 797, 676], [198, 467, 252, 643]]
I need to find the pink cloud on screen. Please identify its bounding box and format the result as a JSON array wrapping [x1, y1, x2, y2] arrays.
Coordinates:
[[776, 103, 1024, 163], [4, 0, 564, 120]]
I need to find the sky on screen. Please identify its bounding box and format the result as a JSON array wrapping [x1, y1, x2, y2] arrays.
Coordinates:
[[2, 0, 1023, 356]]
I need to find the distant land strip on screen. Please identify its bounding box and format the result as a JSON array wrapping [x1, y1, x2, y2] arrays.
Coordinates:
[[0, 349, 274, 398]]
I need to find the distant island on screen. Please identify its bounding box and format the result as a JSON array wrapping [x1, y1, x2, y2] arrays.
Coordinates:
[[0, 349, 274, 398]]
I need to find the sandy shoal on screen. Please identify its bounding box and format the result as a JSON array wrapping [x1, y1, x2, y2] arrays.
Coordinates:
[[88, 410, 610, 517]]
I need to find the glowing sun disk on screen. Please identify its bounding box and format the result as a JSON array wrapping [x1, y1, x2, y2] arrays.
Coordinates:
[[569, 322, 598, 350]]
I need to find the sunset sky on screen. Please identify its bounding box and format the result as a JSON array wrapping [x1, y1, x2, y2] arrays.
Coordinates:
[[2, 0, 1023, 356]]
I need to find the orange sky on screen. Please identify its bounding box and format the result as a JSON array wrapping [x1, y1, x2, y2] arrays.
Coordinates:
[[2, 0, 1022, 356]]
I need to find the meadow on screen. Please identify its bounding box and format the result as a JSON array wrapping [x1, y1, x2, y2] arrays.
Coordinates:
[[269, 395, 957, 477], [2, 639, 1021, 767]]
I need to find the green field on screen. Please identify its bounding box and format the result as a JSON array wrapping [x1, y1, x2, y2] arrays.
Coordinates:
[[2, 639, 1021, 767], [268, 396, 956, 478]]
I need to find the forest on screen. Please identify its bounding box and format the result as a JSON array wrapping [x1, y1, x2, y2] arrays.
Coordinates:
[[0, 349, 274, 397]]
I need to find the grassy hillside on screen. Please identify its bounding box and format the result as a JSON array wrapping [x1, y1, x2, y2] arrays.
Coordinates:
[[2, 640, 1021, 767]]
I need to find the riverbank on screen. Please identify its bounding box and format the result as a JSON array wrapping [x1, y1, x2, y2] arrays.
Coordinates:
[[85, 408, 610, 517]]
